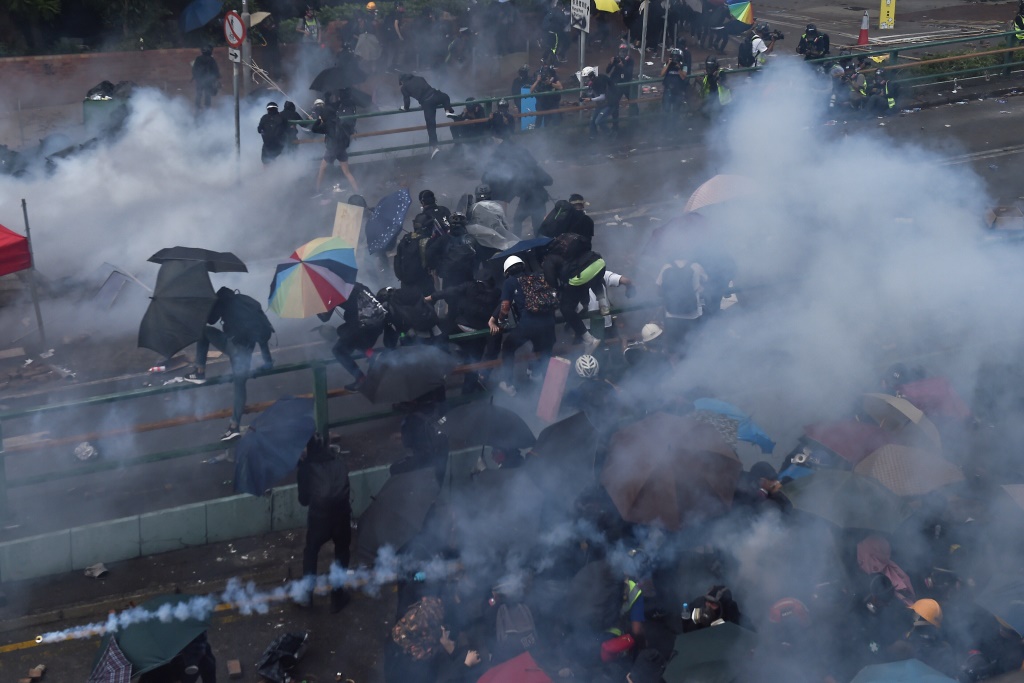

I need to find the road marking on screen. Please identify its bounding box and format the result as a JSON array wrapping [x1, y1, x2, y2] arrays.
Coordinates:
[[940, 142, 1024, 165]]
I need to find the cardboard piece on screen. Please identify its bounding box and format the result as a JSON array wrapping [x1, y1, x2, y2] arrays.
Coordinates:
[[537, 356, 572, 423]]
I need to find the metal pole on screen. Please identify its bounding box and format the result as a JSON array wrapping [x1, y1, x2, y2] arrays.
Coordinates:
[[0, 422, 8, 524], [579, 29, 587, 123], [241, 0, 252, 97], [639, 0, 650, 79], [233, 61, 240, 178], [312, 363, 329, 442], [660, 0, 670, 63], [20, 199, 46, 349]]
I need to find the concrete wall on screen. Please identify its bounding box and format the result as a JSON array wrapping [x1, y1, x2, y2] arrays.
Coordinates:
[[0, 449, 483, 583]]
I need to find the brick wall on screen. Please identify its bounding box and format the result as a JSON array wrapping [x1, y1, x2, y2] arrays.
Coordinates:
[[0, 47, 247, 109]]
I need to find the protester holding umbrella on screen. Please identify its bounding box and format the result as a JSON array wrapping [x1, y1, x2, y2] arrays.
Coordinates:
[[184, 287, 275, 442]]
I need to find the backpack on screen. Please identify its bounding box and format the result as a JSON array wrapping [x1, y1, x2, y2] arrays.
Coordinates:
[[353, 286, 388, 331], [538, 200, 574, 238], [394, 233, 430, 284], [441, 234, 478, 279], [260, 112, 287, 146], [223, 292, 275, 346], [495, 603, 537, 656], [392, 597, 445, 661], [389, 287, 438, 332], [660, 262, 702, 318], [738, 35, 756, 68], [517, 273, 559, 314], [546, 231, 587, 261]]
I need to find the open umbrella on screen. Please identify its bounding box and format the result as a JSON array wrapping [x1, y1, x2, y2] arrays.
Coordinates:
[[440, 401, 535, 450], [138, 260, 216, 359], [850, 659, 956, 683], [250, 10, 271, 26], [180, 0, 223, 33], [663, 623, 757, 683], [490, 237, 552, 261], [355, 468, 440, 565], [453, 466, 545, 556], [360, 346, 457, 404], [783, 470, 906, 533], [601, 413, 742, 530], [88, 636, 132, 683], [725, 0, 754, 25], [683, 175, 756, 214], [693, 398, 775, 453], [310, 64, 367, 91], [477, 652, 553, 683], [234, 397, 316, 496], [97, 595, 210, 677], [366, 189, 412, 254], [803, 420, 891, 467], [148, 247, 247, 273], [975, 574, 1024, 636], [853, 444, 963, 496], [862, 393, 942, 449], [523, 411, 598, 506], [269, 237, 357, 319]]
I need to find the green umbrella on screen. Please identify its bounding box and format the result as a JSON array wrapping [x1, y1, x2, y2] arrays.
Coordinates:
[[783, 470, 906, 533], [663, 623, 757, 683], [97, 594, 211, 677]]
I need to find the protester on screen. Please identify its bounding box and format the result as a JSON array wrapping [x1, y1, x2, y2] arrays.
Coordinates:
[[797, 23, 830, 60], [184, 287, 275, 441], [257, 101, 287, 165], [491, 255, 557, 396], [313, 96, 360, 194], [398, 73, 457, 157], [318, 282, 387, 391], [191, 46, 219, 115]]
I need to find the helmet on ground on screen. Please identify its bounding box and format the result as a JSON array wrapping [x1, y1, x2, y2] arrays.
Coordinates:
[[911, 599, 943, 628], [266, 101, 279, 110], [201, 45, 213, 55], [418, 189, 436, 205], [503, 255, 524, 274], [575, 354, 599, 378], [497, 98, 509, 110], [806, 23, 817, 34], [581, 66, 598, 79], [475, 184, 492, 201], [641, 323, 664, 343], [768, 598, 811, 627]]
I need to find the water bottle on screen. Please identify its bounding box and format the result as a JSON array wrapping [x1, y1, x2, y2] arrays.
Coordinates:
[[682, 602, 690, 621]]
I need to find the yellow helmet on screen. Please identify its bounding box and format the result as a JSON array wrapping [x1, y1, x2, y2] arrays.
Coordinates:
[[910, 599, 943, 628], [366, 1, 377, 9]]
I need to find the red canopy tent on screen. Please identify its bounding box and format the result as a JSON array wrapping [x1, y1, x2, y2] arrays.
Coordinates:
[[0, 223, 31, 277]]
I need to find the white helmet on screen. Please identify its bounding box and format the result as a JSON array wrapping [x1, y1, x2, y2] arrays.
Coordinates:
[[581, 66, 597, 79], [575, 354, 599, 378], [641, 323, 664, 343], [503, 255, 524, 274]]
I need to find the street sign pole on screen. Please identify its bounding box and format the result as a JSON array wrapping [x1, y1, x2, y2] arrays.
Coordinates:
[[224, 12, 246, 176], [638, 0, 650, 79], [660, 0, 670, 63], [233, 61, 240, 171], [241, 0, 252, 97]]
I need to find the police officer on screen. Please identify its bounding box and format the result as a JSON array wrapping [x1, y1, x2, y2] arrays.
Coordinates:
[[661, 45, 690, 117], [1013, 0, 1024, 43], [797, 23, 830, 60]]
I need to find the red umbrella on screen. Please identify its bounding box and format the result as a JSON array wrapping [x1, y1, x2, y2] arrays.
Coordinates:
[[803, 420, 891, 466], [476, 652, 552, 683], [0, 223, 31, 277]]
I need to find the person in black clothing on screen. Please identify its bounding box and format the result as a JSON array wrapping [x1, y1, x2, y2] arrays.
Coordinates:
[[398, 73, 457, 155], [257, 101, 287, 165], [191, 46, 220, 114], [583, 66, 613, 137], [416, 189, 453, 235], [510, 64, 533, 113], [661, 45, 690, 118], [297, 433, 352, 613], [796, 23, 830, 60], [492, 255, 557, 396], [448, 97, 489, 146], [280, 101, 299, 153], [490, 98, 516, 139], [605, 44, 634, 131], [424, 212, 477, 288], [567, 194, 595, 245], [259, 14, 281, 78], [180, 632, 217, 683], [313, 97, 360, 194], [427, 276, 500, 392], [184, 287, 275, 442], [318, 282, 387, 391], [530, 65, 563, 128]]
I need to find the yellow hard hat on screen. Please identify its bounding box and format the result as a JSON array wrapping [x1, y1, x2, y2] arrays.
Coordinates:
[[366, 1, 377, 9], [910, 598, 943, 628]]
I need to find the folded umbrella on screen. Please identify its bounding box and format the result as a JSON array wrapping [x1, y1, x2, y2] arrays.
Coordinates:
[[234, 397, 316, 496], [854, 444, 963, 496], [663, 623, 757, 683], [366, 189, 412, 254], [138, 260, 216, 359], [783, 470, 906, 533], [355, 468, 440, 565], [360, 346, 457, 404], [440, 401, 535, 450], [148, 246, 247, 273], [850, 659, 956, 683], [269, 237, 357, 319], [180, 0, 223, 33]]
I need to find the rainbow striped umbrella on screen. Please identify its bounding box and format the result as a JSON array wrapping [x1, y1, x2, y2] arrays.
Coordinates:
[[727, 0, 754, 25], [269, 237, 357, 318]]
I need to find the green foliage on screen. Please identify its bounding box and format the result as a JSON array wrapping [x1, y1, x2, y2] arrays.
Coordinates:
[[906, 48, 1004, 80], [3, 0, 61, 21]]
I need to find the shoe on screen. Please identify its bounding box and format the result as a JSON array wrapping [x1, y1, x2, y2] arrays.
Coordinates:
[[330, 589, 351, 614], [445, 111, 458, 119], [184, 665, 199, 676], [598, 297, 611, 316], [220, 426, 241, 442], [498, 381, 517, 397], [183, 370, 206, 385], [430, 148, 440, 159], [582, 333, 600, 354], [344, 376, 366, 392]]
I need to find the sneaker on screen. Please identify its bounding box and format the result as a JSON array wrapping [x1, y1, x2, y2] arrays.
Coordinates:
[[498, 381, 517, 397], [445, 111, 458, 119], [330, 588, 351, 614], [183, 370, 207, 385], [598, 300, 611, 316], [344, 376, 366, 392], [430, 147, 441, 159], [220, 426, 241, 442], [583, 333, 600, 354]]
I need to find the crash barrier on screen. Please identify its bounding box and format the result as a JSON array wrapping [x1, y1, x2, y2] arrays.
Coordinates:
[[295, 29, 1024, 160], [0, 446, 486, 583], [0, 301, 653, 525]]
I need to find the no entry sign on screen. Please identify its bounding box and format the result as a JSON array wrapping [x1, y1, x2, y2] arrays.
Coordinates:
[[224, 11, 246, 48]]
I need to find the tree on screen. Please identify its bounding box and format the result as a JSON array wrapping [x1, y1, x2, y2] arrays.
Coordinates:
[[2, 0, 61, 50]]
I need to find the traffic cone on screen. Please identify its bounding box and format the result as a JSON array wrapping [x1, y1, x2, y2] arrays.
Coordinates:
[[858, 11, 870, 45]]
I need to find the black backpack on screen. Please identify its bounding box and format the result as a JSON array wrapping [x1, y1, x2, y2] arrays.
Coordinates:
[[353, 286, 388, 331], [538, 200, 574, 238], [495, 603, 537, 659], [223, 292, 275, 346], [738, 35, 756, 68], [394, 233, 430, 284], [389, 288, 438, 332], [441, 234, 478, 279]]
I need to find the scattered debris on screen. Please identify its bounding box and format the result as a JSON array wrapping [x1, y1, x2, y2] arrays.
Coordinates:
[[825, 120, 837, 126], [955, 100, 969, 105], [39, 349, 54, 359], [1000, 111, 1013, 114], [28, 664, 46, 680], [227, 659, 243, 679], [84, 563, 108, 578], [74, 441, 99, 461], [0, 347, 25, 360], [997, 98, 1008, 104]]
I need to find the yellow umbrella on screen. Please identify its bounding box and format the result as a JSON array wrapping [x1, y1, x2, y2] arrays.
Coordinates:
[[595, 0, 620, 12]]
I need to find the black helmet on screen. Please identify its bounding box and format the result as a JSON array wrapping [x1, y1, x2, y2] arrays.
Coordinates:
[[806, 23, 817, 34], [618, 43, 629, 56], [875, 68, 885, 78], [266, 101, 279, 111], [418, 189, 436, 205], [705, 54, 719, 70], [450, 212, 467, 231], [518, 64, 531, 79], [497, 98, 509, 110], [201, 45, 213, 56], [756, 22, 770, 34], [475, 184, 492, 201]]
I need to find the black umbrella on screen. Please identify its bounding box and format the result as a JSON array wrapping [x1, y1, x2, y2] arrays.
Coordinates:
[[452, 467, 544, 557], [523, 412, 598, 504], [360, 346, 457, 404], [148, 247, 248, 273], [663, 623, 757, 683], [441, 401, 535, 450], [490, 237, 552, 261], [309, 64, 367, 92], [234, 398, 316, 496], [138, 260, 216, 359], [355, 468, 440, 566]]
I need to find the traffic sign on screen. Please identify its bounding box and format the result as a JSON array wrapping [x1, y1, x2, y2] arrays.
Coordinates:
[[224, 10, 246, 48], [571, 0, 590, 33], [227, 47, 241, 63]]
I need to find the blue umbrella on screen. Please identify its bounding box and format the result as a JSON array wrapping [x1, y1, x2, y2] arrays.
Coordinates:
[[366, 189, 412, 254], [234, 397, 316, 496], [850, 660, 956, 683], [694, 397, 775, 453], [180, 0, 223, 32], [490, 236, 552, 261], [975, 574, 1024, 636]]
